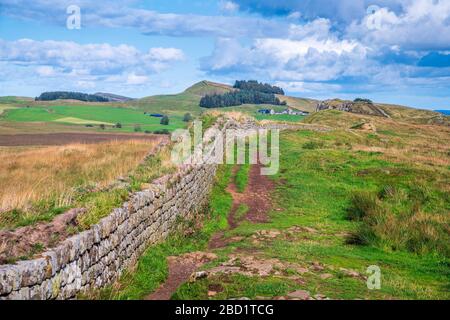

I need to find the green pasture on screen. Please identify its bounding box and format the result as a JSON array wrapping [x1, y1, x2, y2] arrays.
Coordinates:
[[4, 105, 186, 132]]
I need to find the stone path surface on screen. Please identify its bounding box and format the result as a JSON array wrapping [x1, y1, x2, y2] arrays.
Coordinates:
[[146, 252, 217, 300]]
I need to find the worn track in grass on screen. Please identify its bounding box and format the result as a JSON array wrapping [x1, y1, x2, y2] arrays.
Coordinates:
[[146, 163, 275, 299]]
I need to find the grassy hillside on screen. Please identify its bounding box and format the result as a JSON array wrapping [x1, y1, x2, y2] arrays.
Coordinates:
[[378, 103, 449, 125], [316, 98, 448, 126], [184, 80, 234, 96], [2, 81, 447, 135], [0, 96, 33, 104], [128, 92, 201, 116], [87, 81, 310, 127], [276, 95, 318, 113]]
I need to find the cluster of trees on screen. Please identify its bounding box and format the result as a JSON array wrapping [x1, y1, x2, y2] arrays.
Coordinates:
[[354, 98, 373, 104], [153, 129, 170, 135], [233, 80, 284, 95], [160, 115, 170, 125], [183, 113, 193, 122], [35, 91, 109, 102], [200, 90, 286, 108]]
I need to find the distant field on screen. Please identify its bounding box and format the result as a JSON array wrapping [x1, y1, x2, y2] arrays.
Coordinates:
[[0, 83, 312, 135], [276, 95, 318, 113], [0, 137, 168, 229], [54, 117, 114, 126], [4, 105, 186, 132], [254, 114, 305, 122], [0, 132, 166, 146], [0, 105, 16, 115], [0, 96, 33, 104], [203, 104, 307, 123]]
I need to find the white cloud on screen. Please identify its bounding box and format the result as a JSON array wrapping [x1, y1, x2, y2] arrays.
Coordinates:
[[219, 1, 239, 13], [76, 80, 96, 89], [202, 34, 368, 82], [234, 0, 406, 23], [1, 0, 450, 101], [275, 81, 342, 93], [0, 0, 288, 38], [0, 38, 184, 92], [147, 48, 185, 62], [348, 0, 450, 50], [0, 38, 183, 83], [254, 37, 362, 61], [36, 65, 57, 76], [126, 73, 149, 85], [287, 11, 302, 20]]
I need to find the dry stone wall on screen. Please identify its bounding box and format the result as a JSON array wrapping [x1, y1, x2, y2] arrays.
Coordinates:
[[0, 120, 231, 300]]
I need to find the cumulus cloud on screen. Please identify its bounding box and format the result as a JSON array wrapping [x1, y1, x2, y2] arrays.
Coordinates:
[[0, 0, 289, 38], [0, 38, 183, 89], [36, 66, 57, 77], [348, 0, 450, 51], [0, 38, 183, 74], [2, 0, 448, 52], [126, 73, 149, 85], [147, 48, 185, 62], [234, 0, 406, 23], [198, 0, 450, 98], [201, 34, 368, 82], [1, 0, 450, 101], [274, 81, 342, 93]]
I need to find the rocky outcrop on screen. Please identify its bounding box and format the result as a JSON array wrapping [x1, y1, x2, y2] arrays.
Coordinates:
[[316, 100, 390, 118]]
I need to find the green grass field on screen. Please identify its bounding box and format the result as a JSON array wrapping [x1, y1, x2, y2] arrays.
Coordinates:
[[4, 105, 186, 132], [172, 129, 449, 300], [106, 126, 449, 300], [254, 114, 305, 122]]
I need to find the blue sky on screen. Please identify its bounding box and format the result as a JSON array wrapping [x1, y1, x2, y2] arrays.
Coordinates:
[[0, 0, 449, 110]]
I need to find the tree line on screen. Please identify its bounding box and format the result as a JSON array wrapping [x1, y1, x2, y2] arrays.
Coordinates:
[[200, 80, 287, 108], [233, 80, 284, 95], [354, 98, 373, 104], [35, 91, 109, 102], [200, 90, 286, 108]]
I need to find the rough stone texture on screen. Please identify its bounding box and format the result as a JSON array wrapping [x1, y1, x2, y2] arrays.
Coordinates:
[[0, 120, 232, 300]]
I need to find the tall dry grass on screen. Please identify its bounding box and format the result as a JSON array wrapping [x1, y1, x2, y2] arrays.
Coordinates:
[[346, 186, 450, 257], [0, 140, 159, 213]]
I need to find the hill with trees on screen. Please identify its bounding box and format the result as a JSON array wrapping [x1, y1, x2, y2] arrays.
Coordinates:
[[200, 90, 286, 108], [233, 80, 284, 95], [184, 81, 234, 96], [199, 80, 287, 108], [36, 91, 109, 102], [94, 92, 134, 102]]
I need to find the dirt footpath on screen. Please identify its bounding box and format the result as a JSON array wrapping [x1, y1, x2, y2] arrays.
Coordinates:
[[0, 132, 169, 146], [209, 164, 274, 249], [146, 164, 275, 300]]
